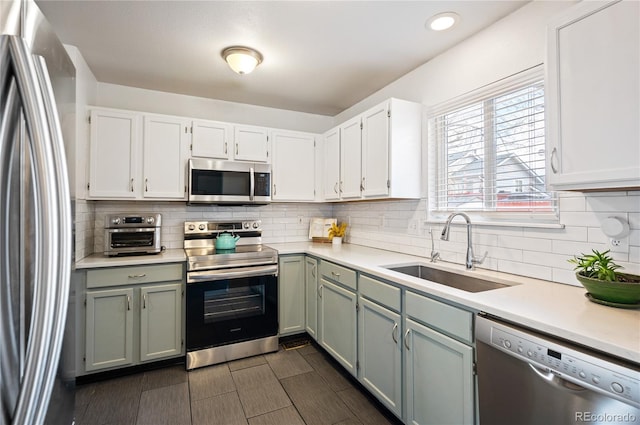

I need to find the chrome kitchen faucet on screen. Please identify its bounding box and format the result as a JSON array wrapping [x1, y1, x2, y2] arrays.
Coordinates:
[[440, 212, 487, 270]]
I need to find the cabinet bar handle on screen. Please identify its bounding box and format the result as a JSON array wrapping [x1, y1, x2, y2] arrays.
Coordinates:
[[331, 271, 340, 278], [128, 273, 146, 279], [143, 294, 147, 309], [224, 142, 228, 154], [312, 264, 316, 279], [334, 182, 338, 194], [130, 178, 134, 192], [360, 177, 365, 191], [339, 182, 343, 193], [550, 147, 559, 174], [145, 178, 149, 192], [127, 295, 131, 311], [392, 323, 399, 344], [273, 184, 276, 196], [403, 329, 411, 350], [318, 284, 323, 298], [236, 143, 239, 155]]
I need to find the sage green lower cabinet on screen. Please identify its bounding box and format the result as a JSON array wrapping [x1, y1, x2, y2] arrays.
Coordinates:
[[404, 317, 474, 425], [318, 278, 357, 376], [82, 263, 184, 375], [85, 287, 135, 371], [304, 256, 318, 340], [357, 296, 402, 418], [278, 255, 306, 336], [140, 283, 183, 361]]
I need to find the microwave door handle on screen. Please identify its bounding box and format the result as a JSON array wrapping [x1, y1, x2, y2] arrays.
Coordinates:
[[249, 167, 255, 201]]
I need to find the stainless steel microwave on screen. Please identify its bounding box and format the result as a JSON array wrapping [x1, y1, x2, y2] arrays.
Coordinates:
[[188, 159, 271, 205]]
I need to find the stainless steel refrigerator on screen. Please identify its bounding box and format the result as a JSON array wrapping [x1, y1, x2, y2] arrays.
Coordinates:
[[1, 0, 75, 423]]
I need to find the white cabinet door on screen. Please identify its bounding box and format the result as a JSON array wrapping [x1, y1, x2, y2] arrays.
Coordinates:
[[340, 117, 362, 199], [546, 0, 640, 190], [89, 109, 140, 198], [405, 318, 474, 425], [234, 125, 269, 162], [140, 283, 183, 362], [318, 278, 357, 376], [362, 102, 390, 198], [143, 115, 189, 199], [279, 256, 306, 336], [191, 119, 231, 159], [304, 256, 318, 340], [358, 296, 402, 418], [272, 131, 316, 201], [323, 128, 341, 200], [85, 287, 134, 371]]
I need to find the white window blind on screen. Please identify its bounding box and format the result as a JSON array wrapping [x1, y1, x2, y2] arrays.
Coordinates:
[[428, 66, 558, 224]]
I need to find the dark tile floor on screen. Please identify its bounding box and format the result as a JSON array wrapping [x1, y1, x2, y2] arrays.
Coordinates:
[[75, 341, 401, 425]]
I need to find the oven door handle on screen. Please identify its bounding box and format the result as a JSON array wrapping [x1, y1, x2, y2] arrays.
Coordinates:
[[187, 264, 278, 283]]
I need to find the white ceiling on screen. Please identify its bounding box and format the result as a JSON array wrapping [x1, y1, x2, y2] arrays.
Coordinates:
[[36, 1, 528, 116]]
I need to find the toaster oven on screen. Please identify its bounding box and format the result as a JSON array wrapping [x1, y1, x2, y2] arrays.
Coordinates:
[[104, 213, 163, 256]]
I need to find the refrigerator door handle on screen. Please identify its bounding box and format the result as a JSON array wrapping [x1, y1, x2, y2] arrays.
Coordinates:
[[2, 35, 72, 425]]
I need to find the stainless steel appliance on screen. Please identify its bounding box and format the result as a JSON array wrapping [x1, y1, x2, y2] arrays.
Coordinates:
[[184, 220, 279, 370], [104, 213, 163, 256], [476, 314, 640, 425], [188, 158, 271, 205], [1, 0, 75, 423]]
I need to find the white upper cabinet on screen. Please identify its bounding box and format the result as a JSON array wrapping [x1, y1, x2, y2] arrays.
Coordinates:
[[191, 119, 231, 159], [234, 124, 270, 163], [143, 114, 190, 199], [361, 102, 390, 198], [323, 98, 422, 202], [89, 108, 189, 200], [323, 128, 341, 200], [340, 116, 363, 200], [271, 130, 317, 201], [546, 0, 640, 190], [89, 109, 140, 198]]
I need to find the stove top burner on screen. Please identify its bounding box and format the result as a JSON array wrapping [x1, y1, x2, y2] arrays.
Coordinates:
[[183, 220, 277, 272]]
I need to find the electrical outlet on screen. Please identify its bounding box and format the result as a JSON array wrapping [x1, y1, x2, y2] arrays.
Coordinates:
[[408, 219, 420, 235], [609, 238, 629, 253]]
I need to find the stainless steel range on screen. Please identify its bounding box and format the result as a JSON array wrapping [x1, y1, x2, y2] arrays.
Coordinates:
[[184, 220, 279, 370]]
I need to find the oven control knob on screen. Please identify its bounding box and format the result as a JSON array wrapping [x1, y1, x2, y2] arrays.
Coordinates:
[[112, 217, 121, 225], [146, 217, 155, 225], [199, 224, 206, 231], [579, 371, 586, 379], [244, 222, 250, 229], [503, 340, 512, 349], [252, 222, 259, 229], [188, 224, 195, 231]]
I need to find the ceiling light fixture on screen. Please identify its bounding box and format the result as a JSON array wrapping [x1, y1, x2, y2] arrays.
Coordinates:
[[427, 12, 460, 31], [221, 46, 263, 75]]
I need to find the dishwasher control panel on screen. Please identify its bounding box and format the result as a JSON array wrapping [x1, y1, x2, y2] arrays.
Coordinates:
[[477, 316, 640, 408]]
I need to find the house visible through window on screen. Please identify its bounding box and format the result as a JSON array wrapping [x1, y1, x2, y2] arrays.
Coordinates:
[[428, 66, 558, 224]]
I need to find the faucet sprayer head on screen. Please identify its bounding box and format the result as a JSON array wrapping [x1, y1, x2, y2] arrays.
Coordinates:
[[441, 225, 450, 241]]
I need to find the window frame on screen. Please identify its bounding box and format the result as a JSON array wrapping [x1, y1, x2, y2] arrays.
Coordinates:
[[427, 65, 560, 228]]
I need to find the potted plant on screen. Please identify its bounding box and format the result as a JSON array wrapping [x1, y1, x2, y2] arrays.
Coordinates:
[[569, 249, 640, 305], [328, 222, 347, 245]]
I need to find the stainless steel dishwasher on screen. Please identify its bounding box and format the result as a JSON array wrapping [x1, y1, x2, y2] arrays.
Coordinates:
[[476, 315, 640, 425]]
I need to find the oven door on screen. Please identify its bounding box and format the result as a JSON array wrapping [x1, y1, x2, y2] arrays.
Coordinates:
[[186, 265, 278, 351], [104, 227, 161, 255]]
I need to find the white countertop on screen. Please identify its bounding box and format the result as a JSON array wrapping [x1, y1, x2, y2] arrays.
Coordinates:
[[74, 242, 639, 364], [75, 249, 186, 269], [269, 242, 640, 364]]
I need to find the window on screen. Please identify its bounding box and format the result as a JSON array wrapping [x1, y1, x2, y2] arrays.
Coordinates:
[[428, 66, 558, 225]]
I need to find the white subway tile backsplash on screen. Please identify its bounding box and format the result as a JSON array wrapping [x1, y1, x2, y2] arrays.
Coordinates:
[[586, 195, 640, 212], [498, 260, 552, 281]]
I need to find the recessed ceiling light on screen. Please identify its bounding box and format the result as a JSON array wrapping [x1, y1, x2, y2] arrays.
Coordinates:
[[427, 12, 460, 31]]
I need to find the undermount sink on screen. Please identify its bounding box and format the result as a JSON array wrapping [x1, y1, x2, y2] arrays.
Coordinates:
[[385, 264, 509, 293]]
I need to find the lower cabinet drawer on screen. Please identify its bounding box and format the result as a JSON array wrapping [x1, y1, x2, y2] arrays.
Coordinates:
[[87, 263, 183, 288], [405, 291, 472, 343], [320, 260, 357, 290], [359, 275, 401, 312]]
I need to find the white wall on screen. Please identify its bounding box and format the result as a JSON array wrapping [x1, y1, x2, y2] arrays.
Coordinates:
[[65, 45, 98, 262], [330, 0, 640, 286], [96, 83, 333, 134]]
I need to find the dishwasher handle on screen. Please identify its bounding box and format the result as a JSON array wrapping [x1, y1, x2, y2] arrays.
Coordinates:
[[528, 364, 587, 392]]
